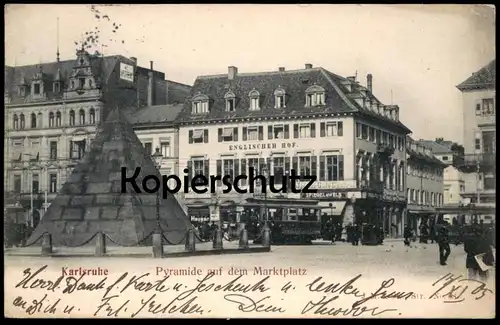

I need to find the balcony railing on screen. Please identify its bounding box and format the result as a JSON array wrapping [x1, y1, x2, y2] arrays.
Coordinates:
[[454, 153, 496, 173]]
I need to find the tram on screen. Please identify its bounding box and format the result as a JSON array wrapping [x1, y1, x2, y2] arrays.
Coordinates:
[[242, 197, 322, 244], [4, 203, 29, 247]]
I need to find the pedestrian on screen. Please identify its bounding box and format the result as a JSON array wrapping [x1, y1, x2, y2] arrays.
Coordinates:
[[352, 223, 360, 246], [436, 225, 451, 266], [464, 225, 494, 281], [330, 222, 336, 244], [404, 225, 412, 247], [336, 222, 343, 242]]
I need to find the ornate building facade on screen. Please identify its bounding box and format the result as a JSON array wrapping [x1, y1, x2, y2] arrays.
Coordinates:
[[4, 48, 191, 226], [175, 64, 411, 235]]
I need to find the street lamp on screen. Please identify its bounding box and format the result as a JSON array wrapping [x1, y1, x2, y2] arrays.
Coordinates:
[[329, 202, 334, 221], [151, 147, 164, 233], [261, 166, 269, 226]]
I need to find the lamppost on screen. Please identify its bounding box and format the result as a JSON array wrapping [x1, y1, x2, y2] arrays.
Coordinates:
[[329, 202, 334, 221], [261, 166, 269, 226], [151, 147, 164, 233]]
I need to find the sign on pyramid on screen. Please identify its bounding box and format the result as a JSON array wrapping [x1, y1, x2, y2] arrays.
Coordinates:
[[27, 108, 193, 247]]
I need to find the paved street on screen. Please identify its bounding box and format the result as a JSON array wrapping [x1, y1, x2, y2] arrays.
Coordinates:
[[5, 240, 496, 318]]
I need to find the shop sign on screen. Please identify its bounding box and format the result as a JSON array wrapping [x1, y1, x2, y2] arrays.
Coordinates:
[[302, 191, 348, 200], [296, 180, 357, 190], [229, 142, 297, 151]]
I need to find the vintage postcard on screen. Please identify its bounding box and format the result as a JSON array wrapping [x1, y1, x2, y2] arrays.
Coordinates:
[[4, 4, 496, 318]]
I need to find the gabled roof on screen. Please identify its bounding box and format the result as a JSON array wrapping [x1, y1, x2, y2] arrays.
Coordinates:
[[175, 66, 411, 133], [416, 140, 454, 154], [26, 107, 192, 247], [131, 104, 184, 126], [457, 59, 496, 91], [4, 54, 136, 105]]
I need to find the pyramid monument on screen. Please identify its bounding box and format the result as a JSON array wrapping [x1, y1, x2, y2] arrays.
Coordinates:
[[27, 108, 193, 247]]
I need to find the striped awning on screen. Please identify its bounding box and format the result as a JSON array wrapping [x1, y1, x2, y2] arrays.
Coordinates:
[[222, 128, 233, 137], [192, 130, 203, 139]]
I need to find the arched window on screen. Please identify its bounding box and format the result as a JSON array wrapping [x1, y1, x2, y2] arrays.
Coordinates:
[[19, 114, 25, 129], [79, 109, 86, 125], [56, 111, 62, 127], [89, 108, 96, 124], [69, 110, 75, 126], [248, 89, 260, 111], [305, 85, 326, 106], [274, 87, 286, 108], [191, 93, 210, 114], [13, 114, 18, 129], [49, 112, 54, 127], [37, 113, 43, 128], [31, 113, 37, 128], [224, 91, 236, 112]]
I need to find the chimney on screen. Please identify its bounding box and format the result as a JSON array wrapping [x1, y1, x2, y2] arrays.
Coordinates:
[[305, 63, 313, 69], [279, 67, 285, 72], [148, 61, 154, 107], [228, 66, 238, 80], [367, 74, 373, 93]]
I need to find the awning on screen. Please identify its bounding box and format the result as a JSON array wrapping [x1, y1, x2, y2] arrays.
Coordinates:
[[317, 201, 346, 216], [192, 130, 203, 139], [222, 128, 233, 137]]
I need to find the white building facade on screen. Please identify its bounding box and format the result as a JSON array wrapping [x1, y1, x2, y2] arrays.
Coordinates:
[[175, 64, 411, 235]]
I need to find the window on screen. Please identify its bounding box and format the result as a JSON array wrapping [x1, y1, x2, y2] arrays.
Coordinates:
[[13, 175, 21, 193], [50, 141, 57, 160], [399, 163, 405, 191], [223, 159, 235, 182], [69, 110, 75, 126], [224, 91, 236, 112], [56, 111, 62, 126], [305, 85, 326, 106], [34, 83, 40, 94], [31, 113, 37, 128], [389, 134, 395, 148], [475, 139, 481, 150], [356, 123, 362, 138], [247, 158, 259, 176], [49, 112, 54, 127], [143, 142, 152, 155], [320, 122, 343, 137], [218, 127, 238, 142], [32, 174, 39, 193], [484, 176, 495, 190], [299, 156, 311, 176], [368, 127, 375, 142], [249, 90, 260, 111], [189, 129, 209, 144], [273, 157, 285, 183], [442, 156, 449, 161], [193, 159, 206, 185], [482, 98, 495, 116], [49, 174, 58, 193], [243, 126, 261, 141], [53, 82, 60, 93], [269, 125, 287, 139], [79, 109, 86, 125], [482, 131, 495, 153], [361, 125, 368, 140], [475, 103, 481, 115], [89, 108, 96, 124], [12, 114, 18, 129], [274, 87, 286, 108], [320, 155, 344, 181], [70, 140, 86, 159], [191, 94, 210, 114], [160, 141, 171, 157], [299, 124, 311, 138], [79, 78, 86, 88]]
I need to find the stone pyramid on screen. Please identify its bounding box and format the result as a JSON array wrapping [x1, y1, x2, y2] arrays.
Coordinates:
[[27, 108, 193, 247]]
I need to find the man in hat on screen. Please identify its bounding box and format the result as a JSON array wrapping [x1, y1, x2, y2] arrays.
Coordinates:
[[436, 225, 451, 266], [464, 225, 494, 281]]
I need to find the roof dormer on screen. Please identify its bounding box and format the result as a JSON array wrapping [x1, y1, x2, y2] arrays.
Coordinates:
[[18, 73, 29, 97], [53, 68, 64, 94], [274, 86, 286, 109], [191, 92, 210, 115], [67, 49, 97, 95], [31, 65, 47, 100], [305, 84, 326, 107], [224, 90, 236, 112]]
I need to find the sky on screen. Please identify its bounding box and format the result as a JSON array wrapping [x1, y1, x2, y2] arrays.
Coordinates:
[[5, 4, 496, 144]]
